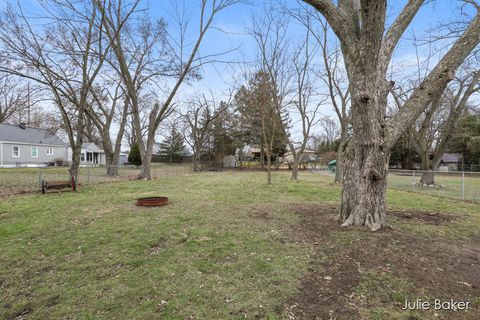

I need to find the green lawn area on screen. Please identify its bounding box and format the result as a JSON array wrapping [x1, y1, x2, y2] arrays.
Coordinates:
[[1, 171, 479, 319], [388, 171, 480, 202], [0, 163, 191, 196]]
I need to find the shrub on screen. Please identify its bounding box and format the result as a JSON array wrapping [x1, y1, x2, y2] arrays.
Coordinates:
[[128, 143, 142, 166]]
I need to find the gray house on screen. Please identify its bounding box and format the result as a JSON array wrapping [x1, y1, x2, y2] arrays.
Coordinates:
[[0, 123, 69, 167]]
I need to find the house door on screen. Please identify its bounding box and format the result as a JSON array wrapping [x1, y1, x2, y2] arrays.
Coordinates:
[[93, 153, 98, 165]]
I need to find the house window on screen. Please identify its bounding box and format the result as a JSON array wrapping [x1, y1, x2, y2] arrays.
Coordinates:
[[31, 147, 38, 158], [46, 147, 54, 156], [12, 146, 20, 158], [80, 153, 85, 162], [86, 152, 93, 162]]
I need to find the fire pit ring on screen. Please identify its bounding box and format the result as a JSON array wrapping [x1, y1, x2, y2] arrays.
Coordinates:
[[136, 196, 169, 207]]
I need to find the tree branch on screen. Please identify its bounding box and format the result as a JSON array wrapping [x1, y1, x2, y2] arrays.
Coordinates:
[[302, 0, 354, 46], [379, 0, 424, 73], [387, 11, 480, 148]]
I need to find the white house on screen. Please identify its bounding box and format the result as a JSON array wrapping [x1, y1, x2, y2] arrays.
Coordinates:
[[68, 143, 128, 166]]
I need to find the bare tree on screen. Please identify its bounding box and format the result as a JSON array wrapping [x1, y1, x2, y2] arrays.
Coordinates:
[[318, 24, 350, 183], [0, 0, 120, 179], [303, 0, 480, 230], [287, 2, 350, 182], [95, 0, 243, 179], [0, 75, 28, 124], [319, 115, 340, 147], [123, 94, 152, 149], [288, 17, 325, 180], [85, 80, 129, 175], [411, 70, 480, 185], [251, 7, 305, 182], [179, 95, 227, 171]]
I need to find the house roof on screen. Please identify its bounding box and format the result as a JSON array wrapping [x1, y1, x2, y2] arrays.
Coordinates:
[[442, 153, 462, 163], [284, 148, 318, 157], [82, 143, 103, 152], [0, 123, 67, 146]]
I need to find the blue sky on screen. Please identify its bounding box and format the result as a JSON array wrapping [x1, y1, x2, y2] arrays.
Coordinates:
[[140, 0, 473, 103], [0, 0, 476, 141]]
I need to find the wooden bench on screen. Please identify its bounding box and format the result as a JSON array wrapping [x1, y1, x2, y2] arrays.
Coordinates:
[[41, 178, 76, 194]]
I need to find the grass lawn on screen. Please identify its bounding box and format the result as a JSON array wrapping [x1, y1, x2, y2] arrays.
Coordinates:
[[388, 171, 480, 202], [0, 163, 191, 196], [0, 171, 479, 319]]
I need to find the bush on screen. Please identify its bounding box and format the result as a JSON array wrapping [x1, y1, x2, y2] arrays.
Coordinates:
[[128, 143, 142, 166]]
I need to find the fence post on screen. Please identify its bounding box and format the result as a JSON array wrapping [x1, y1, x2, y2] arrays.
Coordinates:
[[87, 167, 90, 184], [39, 168, 42, 189], [412, 170, 415, 192], [462, 171, 465, 200]]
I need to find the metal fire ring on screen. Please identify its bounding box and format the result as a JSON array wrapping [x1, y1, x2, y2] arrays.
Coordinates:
[[136, 197, 169, 207]]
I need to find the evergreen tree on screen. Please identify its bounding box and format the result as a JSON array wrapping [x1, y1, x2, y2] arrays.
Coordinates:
[[159, 126, 186, 163], [234, 71, 287, 161], [212, 104, 236, 163], [448, 114, 480, 166], [128, 142, 142, 166]]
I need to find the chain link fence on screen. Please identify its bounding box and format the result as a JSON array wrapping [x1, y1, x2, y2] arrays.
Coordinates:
[[3, 161, 478, 202], [0, 159, 327, 196], [388, 170, 480, 202], [0, 163, 192, 196]]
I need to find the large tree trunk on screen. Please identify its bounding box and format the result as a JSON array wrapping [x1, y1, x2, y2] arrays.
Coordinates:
[[290, 150, 300, 181], [101, 137, 118, 176], [135, 133, 154, 180], [193, 156, 200, 172], [69, 141, 83, 181], [304, 0, 480, 231], [291, 159, 299, 181], [419, 155, 441, 185], [140, 154, 152, 179], [104, 150, 121, 176], [68, 109, 86, 182], [420, 170, 435, 185], [266, 151, 272, 185], [339, 142, 390, 231], [338, 70, 392, 230], [260, 148, 265, 169], [104, 101, 128, 177]]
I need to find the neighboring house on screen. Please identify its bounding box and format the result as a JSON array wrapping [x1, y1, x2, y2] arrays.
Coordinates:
[[0, 123, 68, 167], [151, 142, 162, 155], [68, 143, 128, 166], [248, 147, 261, 160], [283, 148, 318, 164], [439, 153, 463, 171]]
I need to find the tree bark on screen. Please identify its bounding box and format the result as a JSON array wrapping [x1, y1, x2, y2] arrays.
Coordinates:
[[339, 141, 390, 231], [291, 156, 299, 181], [290, 152, 300, 181], [335, 138, 347, 183], [420, 171, 435, 185], [193, 155, 201, 172], [305, 0, 480, 230], [266, 151, 272, 185], [260, 148, 265, 169], [69, 139, 83, 180]]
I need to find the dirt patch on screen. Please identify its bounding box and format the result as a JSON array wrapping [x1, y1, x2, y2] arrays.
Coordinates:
[[282, 203, 480, 320], [390, 209, 456, 225], [248, 208, 273, 221]]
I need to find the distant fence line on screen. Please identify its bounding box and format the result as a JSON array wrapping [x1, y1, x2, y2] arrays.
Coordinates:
[[2, 162, 479, 202], [387, 169, 480, 202], [0, 163, 192, 197]]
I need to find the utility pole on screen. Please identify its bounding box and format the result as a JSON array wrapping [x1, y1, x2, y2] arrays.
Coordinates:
[[27, 83, 31, 126]]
